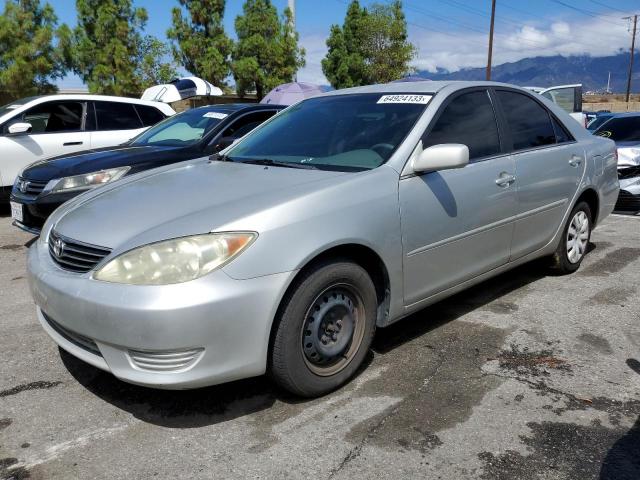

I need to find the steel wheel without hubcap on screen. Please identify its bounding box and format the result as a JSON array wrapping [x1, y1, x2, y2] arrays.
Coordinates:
[[566, 210, 589, 264], [301, 284, 365, 376]]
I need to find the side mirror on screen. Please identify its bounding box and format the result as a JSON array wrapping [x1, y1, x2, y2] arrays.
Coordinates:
[[7, 122, 33, 135], [413, 143, 469, 174], [212, 136, 239, 152]]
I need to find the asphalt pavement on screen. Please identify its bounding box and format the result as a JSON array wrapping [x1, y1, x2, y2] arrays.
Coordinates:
[[1, 212, 639, 480]]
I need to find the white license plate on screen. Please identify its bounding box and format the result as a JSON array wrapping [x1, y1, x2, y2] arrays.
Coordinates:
[[10, 201, 23, 223]]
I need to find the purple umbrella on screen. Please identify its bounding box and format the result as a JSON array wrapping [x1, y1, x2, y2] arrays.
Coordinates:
[[261, 82, 325, 105]]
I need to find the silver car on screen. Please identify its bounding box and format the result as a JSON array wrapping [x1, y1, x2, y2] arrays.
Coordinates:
[[27, 81, 619, 397]]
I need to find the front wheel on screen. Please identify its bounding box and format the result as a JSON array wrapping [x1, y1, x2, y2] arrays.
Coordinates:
[[550, 201, 592, 274], [269, 259, 377, 397]]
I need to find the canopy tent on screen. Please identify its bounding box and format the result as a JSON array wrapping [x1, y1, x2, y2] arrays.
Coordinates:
[[141, 77, 223, 103], [260, 82, 325, 105]]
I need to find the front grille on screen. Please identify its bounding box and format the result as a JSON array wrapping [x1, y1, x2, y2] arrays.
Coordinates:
[[16, 177, 48, 196], [618, 166, 640, 180], [48, 230, 111, 273], [128, 348, 204, 372], [615, 190, 640, 212], [42, 311, 101, 356]]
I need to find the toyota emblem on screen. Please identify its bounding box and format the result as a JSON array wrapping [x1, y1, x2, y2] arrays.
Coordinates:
[[53, 238, 65, 258]]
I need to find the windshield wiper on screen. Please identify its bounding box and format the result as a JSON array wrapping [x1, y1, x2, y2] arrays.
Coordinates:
[[239, 158, 318, 169]]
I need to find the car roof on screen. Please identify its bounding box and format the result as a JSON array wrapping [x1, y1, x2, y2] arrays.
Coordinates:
[[604, 112, 640, 118], [320, 80, 520, 97]]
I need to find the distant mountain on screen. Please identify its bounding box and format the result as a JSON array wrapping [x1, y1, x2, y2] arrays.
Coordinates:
[[417, 53, 639, 92]]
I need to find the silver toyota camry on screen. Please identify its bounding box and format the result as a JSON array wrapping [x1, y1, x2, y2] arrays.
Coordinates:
[[27, 81, 619, 397]]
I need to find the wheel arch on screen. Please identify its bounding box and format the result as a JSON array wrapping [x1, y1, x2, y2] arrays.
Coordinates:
[[270, 243, 392, 341], [576, 187, 600, 226]]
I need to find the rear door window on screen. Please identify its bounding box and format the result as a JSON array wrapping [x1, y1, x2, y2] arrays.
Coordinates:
[[134, 105, 166, 127], [497, 91, 556, 150], [20, 101, 84, 133], [95, 101, 143, 131], [594, 117, 640, 142], [423, 90, 501, 161]]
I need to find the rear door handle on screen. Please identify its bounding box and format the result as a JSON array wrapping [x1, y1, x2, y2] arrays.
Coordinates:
[[63, 141, 83, 146], [495, 173, 516, 187], [569, 155, 582, 167]]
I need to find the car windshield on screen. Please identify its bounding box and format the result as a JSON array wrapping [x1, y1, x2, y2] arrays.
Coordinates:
[[227, 93, 430, 171], [594, 116, 640, 142], [0, 96, 39, 118], [587, 115, 613, 131], [131, 108, 228, 147]]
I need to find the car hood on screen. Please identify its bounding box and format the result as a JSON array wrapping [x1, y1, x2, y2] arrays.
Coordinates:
[[22, 145, 189, 181], [53, 160, 351, 250]]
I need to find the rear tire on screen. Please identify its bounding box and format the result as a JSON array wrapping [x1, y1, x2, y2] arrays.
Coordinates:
[[269, 259, 377, 397], [550, 201, 592, 274]]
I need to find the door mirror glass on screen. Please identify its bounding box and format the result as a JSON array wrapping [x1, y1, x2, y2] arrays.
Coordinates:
[[7, 122, 32, 135], [212, 136, 239, 152], [413, 144, 469, 173]]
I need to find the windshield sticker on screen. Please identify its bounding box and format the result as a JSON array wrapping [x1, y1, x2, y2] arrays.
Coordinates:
[[377, 94, 432, 104], [203, 112, 228, 119]]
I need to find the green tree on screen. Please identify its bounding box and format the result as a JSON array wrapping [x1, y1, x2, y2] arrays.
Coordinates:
[[0, 0, 66, 98], [232, 0, 305, 100], [67, 0, 175, 95], [138, 36, 179, 86], [167, 0, 232, 88], [361, 1, 416, 83], [321, 0, 368, 89], [322, 0, 415, 88]]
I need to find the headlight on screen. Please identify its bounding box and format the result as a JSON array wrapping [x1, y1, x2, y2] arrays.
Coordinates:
[[93, 232, 257, 285], [47, 167, 131, 193]]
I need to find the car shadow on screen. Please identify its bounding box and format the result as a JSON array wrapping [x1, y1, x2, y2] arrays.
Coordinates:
[[60, 252, 568, 429], [599, 359, 640, 479]]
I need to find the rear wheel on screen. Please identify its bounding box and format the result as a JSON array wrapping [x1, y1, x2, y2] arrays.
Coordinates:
[[550, 201, 592, 274], [269, 259, 377, 397]]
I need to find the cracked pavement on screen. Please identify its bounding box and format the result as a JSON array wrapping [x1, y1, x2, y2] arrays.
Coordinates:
[[1, 212, 639, 479]]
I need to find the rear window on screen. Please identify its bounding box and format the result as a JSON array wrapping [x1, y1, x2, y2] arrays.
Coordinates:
[[497, 91, 556, 150], [134, 105, 166, 127], [95, 101, 143, 130], [594, 117, 640, 142]]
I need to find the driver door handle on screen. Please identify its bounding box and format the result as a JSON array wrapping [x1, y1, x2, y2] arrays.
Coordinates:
[[495, 172, 516, 187], [63, 141, 83, 146], [569, 155, 582, 167]]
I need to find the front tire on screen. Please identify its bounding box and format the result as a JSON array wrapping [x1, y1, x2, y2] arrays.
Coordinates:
[[269, 259, 377, 397], [550, 201, 592, 274]]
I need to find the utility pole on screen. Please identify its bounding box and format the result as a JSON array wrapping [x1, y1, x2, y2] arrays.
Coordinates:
[[288, 0, 297, 82], [625, 14, 637, 103], [486, 0, 496, 81]]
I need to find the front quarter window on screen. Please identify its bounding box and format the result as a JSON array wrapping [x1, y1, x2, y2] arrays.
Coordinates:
[[228, 93, 430, 171]]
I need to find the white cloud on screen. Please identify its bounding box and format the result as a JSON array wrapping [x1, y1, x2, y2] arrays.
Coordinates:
[[411, 16, 633, 73]]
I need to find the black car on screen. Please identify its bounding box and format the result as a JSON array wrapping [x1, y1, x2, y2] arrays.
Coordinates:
[[10, 103, 283, 233]]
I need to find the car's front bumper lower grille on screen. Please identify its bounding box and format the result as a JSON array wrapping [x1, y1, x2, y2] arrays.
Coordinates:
[[42, 311, 102, 356], [48, 230, 111, 273], [615, 190, 640, 212]]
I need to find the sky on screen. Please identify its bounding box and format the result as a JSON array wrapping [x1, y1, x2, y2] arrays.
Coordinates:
[[5, 0, 640, 88]]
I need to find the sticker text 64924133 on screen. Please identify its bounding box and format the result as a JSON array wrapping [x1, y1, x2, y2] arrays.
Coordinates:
[[377, 94, 432, 104]]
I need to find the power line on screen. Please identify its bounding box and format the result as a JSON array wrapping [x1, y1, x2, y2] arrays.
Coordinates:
[[546, 0, 628, 25], [587, 0, 633, 15]]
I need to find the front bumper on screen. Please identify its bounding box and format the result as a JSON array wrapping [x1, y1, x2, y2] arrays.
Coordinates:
[[10, 189, 78, 232], [27, 240, 296, 389]]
